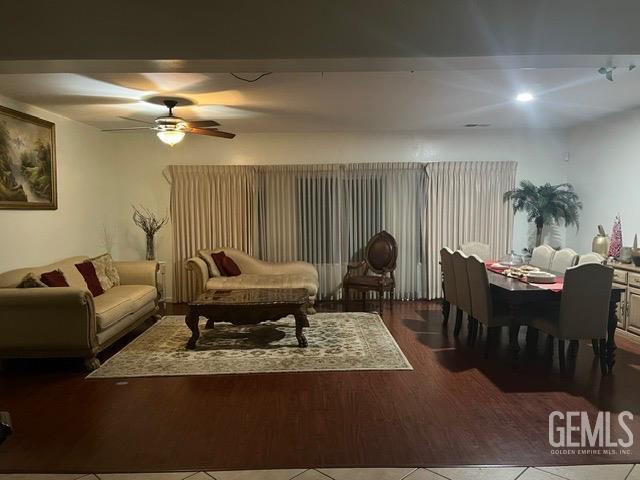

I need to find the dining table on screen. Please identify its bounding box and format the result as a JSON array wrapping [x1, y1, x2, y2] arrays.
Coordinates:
[[486, 268, 625, 374]]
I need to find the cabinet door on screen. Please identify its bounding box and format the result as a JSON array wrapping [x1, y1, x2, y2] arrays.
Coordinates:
[[614, 283, 627, 329], [628, 288, 640, 335]]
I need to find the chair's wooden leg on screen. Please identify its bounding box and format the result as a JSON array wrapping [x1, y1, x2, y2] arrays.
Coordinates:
[[378, 288, 384, 316], [343, 287, 348, 312], [442, 299, 450, 327], [362, 291, 367, 311], [558, 339, 566, 373], [592, 339, 600, 355], [484, 326, 498, 358], [390, 289, 394, 313], [568, 340, 579, 358], [599, 338, 608, 375], [468, 317, 479, 346], [525, 326, 539, 356], [544, 335, 555, 365], [453, 308, 463, 337]]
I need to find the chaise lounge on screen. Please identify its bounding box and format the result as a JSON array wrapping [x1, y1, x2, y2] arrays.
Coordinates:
[[186, 248, 319, 305]]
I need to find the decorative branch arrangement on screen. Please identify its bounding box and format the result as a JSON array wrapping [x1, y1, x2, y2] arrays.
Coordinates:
[[132, 205, 168, 260]]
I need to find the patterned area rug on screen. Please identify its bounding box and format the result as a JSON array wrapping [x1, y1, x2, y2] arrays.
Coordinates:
[[88, 312, 412, 378]]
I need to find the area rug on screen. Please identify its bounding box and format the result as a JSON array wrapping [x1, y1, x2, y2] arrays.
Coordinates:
[[88, 312, 412, 378]]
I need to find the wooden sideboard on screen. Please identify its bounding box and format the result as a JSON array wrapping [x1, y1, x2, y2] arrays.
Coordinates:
[[608, 261, 640, 339]]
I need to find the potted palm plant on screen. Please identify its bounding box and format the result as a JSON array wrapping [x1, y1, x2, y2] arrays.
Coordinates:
[[504, 180, 582, 247]]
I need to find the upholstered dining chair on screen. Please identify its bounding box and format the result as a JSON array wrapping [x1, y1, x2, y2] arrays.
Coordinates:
[[530, 244, 556, 270], [578, 252, 605, 265], [530, 263, 613, 374], [460, 242, 491, 261], [439, 247, 457, 327], [343, 230, 398, 315], [451, 250, 475, 340], [466, 255, 510, 357], [550, 248, 578, 273]]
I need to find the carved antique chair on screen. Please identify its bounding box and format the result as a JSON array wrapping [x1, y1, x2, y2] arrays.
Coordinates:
[[342, 231, 398, 314]]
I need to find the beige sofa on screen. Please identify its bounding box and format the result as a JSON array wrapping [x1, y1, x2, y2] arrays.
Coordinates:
[[0, 256, 159, 370], [186, 248, 319, 304]]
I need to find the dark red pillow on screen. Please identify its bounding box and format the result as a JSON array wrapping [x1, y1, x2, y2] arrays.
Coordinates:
[[211, 252, 227, 276], [40, 270, 69, 287], [221, 255, 241, 276], [75, 262, 104, 297]]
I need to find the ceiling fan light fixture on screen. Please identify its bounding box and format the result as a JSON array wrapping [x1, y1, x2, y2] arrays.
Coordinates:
[[156, 129, 185, 146]]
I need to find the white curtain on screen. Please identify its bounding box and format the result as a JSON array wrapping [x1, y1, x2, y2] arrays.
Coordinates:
[[164, 165, 256, 303], [425, 161, 517, 298], [165, 161, 514, 302], [255, 163, 427, 300]]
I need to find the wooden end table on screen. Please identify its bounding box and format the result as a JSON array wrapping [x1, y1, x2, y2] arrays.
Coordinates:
[[185, 288, 312, 350]]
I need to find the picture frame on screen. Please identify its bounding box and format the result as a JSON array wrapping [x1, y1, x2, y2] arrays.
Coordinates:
[[0, 104, 57, 210]]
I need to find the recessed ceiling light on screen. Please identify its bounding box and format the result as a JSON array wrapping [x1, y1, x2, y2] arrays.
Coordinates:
[[515, 92, 534, 103]]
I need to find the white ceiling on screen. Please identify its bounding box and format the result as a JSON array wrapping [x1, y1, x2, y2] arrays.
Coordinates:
[[0, 67, 639, 132]]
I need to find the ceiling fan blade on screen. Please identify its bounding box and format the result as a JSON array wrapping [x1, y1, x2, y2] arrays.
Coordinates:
[[188, 127, 236, 139], [101, 127, 151, 132], [186, 120, 220, 128], [119, 116, 154, 125]]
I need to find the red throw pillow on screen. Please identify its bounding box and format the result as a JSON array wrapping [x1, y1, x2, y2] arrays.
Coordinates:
[[40, 270, 69, 287], [75, 262, 105, 297], [221, 255, 241, 276], [211, 252, 227, 276]]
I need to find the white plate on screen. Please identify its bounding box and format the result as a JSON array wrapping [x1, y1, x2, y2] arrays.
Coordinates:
[[526, 272, 557, 284]]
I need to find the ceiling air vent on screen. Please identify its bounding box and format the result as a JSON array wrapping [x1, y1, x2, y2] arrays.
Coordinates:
[[464, 123, 491, 128]]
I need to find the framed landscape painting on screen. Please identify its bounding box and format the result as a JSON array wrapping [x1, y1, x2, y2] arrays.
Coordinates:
[[0, 105, 57, 210]]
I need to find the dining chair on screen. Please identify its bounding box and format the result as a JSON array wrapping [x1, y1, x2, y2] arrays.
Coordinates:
[[530, 263, 613, 374], [550, 248, 578, 273], [578, 252, 605, 265], [460, 242, 491, 261], [439, 247, 457, 328], [466, 255, 510, 357], [451, 250, 475, 340], [342, 230, 397, 315], [467, 255, 509, 357], [530, 244, 556, 270]]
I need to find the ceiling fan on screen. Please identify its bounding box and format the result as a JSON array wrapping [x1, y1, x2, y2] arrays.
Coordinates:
[[102, 99, 236, 146]]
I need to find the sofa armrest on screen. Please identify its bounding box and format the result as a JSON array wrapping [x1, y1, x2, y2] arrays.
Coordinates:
[[115, 261, 158, 288], [0, 288, 97, 353], [186, 257, 209, 293]]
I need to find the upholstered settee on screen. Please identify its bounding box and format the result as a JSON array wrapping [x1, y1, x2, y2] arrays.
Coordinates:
[[186, 248, 319, 304], [0, 256, 159, 370]]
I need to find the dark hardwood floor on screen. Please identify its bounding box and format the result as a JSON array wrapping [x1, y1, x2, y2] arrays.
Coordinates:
[[1, 300, 640, 473]]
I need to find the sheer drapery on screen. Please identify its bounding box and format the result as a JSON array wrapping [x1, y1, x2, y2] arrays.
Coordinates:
[[165, 161, 514, 302], [255, 163, 427, 300], [425, 161, 517, 298], [164, 165, 256, 303]]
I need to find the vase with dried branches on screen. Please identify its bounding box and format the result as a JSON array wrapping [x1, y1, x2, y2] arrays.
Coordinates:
[[132, 205, 168, 260]]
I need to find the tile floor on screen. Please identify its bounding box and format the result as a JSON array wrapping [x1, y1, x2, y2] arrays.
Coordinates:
[[0, 464, 639, 480]]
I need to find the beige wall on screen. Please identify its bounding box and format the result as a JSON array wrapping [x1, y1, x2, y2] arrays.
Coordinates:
[[111, 129, 569, 300], [0, 95, 119, 272], [0, 93, 571, 297], [566, 108, 640, 253]]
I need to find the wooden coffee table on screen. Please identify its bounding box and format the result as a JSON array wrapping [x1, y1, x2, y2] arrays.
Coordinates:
[[185, 288, 312, 350]]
